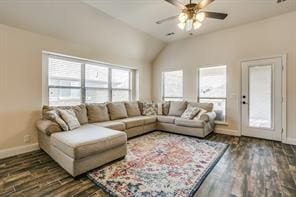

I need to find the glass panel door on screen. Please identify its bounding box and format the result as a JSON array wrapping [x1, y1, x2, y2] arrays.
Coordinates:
[[248, 65, 273, 128], [241, 57, 282, 141]]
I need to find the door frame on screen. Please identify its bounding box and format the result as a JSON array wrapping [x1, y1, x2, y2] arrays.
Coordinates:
[[239, 54, 287, 142]]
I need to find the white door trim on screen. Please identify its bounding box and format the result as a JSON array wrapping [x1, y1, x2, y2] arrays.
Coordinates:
[[239, 54, 286, 142]]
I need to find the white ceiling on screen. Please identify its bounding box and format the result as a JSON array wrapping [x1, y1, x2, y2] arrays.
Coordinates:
[[84, 0, 296, 42]]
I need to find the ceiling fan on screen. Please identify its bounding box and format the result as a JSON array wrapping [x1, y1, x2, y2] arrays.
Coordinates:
[[156, 0, 228, 32]]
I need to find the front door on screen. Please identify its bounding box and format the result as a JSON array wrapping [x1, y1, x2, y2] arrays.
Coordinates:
[[241, 57, 282, 141]]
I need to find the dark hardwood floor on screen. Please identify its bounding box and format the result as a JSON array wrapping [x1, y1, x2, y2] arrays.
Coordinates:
[[0, 133, 295, 197]]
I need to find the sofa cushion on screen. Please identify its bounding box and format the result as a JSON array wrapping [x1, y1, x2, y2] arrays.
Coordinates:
[[43, 105, 88, 125], [142, 103, 157, 116], [58, 109, 81, 130], [157, 103, 163, 115], [181, 105, 200, 120], [107, 102, 128, 120], [138, 101, 144, 114], [71, 105, 88, 124], [168, 101, 187, 117], [175, 118, 204, 128], [157, 115, 175, 124], [142, 116, 157, 124], [194, 109, 207, 120], [36, 119, 62, 136], [86, 103, 110, 123], [162, 101, 170, 115], [92, 121, 125, 131], [188, 102, 213, 112], [45, 110, 69, 131], [50, 125, 127, 160], [125, 101, 141, 117], [120, 117, 145, 129]]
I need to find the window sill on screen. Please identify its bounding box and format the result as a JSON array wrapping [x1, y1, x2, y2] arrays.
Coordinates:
[[214, 121, 229, 126]]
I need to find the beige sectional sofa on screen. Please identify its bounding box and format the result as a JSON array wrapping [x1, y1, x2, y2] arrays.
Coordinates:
[[36, 101, 216, 177]]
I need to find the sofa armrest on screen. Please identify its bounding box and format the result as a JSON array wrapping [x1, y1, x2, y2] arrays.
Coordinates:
[[199, 112, 216, 122], [36, 119, 62, 136]]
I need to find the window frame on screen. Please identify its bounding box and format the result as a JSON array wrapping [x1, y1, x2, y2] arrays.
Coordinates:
[[162, 70, 184, 101], [197, 65, 228, 123], [43, 52, 136, 106]]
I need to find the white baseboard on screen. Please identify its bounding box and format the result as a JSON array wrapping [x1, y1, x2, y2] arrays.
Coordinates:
[[0, 143, 40, 159], [285, 138, 296, 145], [214, 128, 241, 136]]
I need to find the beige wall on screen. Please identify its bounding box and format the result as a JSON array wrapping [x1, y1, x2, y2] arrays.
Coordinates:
[[153, 11, 296, 139], [0, 23, 164, 150]]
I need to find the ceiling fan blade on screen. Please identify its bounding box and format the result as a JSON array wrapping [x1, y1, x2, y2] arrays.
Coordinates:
[[156, 15, 179, 24], [164, 0, 186, 9], [203, 11, 228, 20], [196, 0, 215, 9]]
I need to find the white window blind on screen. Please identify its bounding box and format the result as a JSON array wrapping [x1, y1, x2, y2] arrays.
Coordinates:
[[198, 65, 227, 122], [47, 54, 134, 106], [162, 70, 183, 101]]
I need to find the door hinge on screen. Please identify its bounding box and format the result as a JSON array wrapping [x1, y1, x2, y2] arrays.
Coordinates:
[[281, 128, 284, 134]]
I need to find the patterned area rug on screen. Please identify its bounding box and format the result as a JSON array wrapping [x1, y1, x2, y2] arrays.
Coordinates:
[[87, 131, 228, 197]]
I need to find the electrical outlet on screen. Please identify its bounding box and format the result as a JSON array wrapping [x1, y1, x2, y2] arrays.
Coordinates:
[[24, 135, 31, 143]]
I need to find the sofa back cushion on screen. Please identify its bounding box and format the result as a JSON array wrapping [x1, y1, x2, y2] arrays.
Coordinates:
[[188, 102, 213, 112], [107, 102, 128, 120], [71, 105, 88, 124], [125, 101, 141, 117], [86, 103, 110, 123], [168, 101, 187, 117], [42, 104, 88, 125]]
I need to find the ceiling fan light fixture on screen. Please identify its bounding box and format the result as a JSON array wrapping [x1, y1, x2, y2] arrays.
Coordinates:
[[178, 22, 186, 30], [185, 19, 193, 31], [196, 12, 205, 22], [178, 12, 188, 23], [193, 21, 202, 29]]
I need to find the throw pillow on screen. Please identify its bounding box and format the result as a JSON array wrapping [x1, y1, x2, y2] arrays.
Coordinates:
[[58, 109, 80, 130], [181, 106, 201, 120], [157, 103, 163, 115], [168, 101, 187, 117], [194, 109, 207, 120], [45, 110, 69, 131], [87, 103, 110, 123], [46, 122, 62, 136], [162, 101, 170, 115], [42, 105, 88, 125], [107, 102, 128, 120], [125, 101, 141, 117], [142, 103, 157, 116], [138, 101, 144, 114]]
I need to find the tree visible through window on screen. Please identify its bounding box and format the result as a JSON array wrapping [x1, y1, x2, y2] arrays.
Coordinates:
[[162, 70, 183, 101], [198, 65, 227, 122]]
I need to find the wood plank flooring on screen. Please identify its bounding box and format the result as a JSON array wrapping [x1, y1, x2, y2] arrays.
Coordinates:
[[0, 133, 295, 197]]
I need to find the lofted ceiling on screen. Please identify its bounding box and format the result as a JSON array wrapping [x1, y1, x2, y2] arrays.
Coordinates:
[[84, 0, 296, 42], [0, 0, 166, 63]]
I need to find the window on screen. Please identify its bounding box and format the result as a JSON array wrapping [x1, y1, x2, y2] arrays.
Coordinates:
[[46, 54, 135, 106], [162, 70, 183, 101], [198, 65, 227, 122]]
